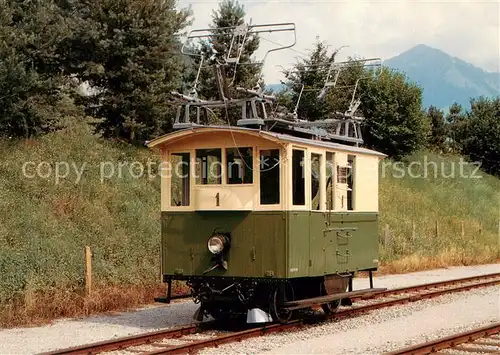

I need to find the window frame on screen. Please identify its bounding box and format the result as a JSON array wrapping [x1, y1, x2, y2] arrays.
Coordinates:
[[310, 152, 323, 211], [195, 147, 223, 186], [164, 145, 285, 211], [165, 149, 194, 211], [257, 148, 282, 207], [347, 154, 356, 211], [291, 148, 306, 206], [325, 151, 336, 211], [226, 147, 254, 185]]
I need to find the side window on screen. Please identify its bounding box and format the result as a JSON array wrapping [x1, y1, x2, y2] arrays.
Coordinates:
[[170, 152, 190, 206], [259, 149, 280, 205], [292, 149, 305, 206], [195, 149, 222, 185], [311, 153, 321, 210], [347, 155, 355, 211], [226, 147, 253, 184], [326, 152, 334, 210], [336, 156, 353, 210]]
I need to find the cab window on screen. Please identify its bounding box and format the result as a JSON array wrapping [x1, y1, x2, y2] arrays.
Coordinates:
[[226, 147, 253, 184], [326, 152, 335, 210], [259, 149, 280, 205], [292, 149, 305, 206], [347, 155, 355, 211], [196, 148, 222, 185], [311, 153, 321, 210], [170, 152, 190, 206]]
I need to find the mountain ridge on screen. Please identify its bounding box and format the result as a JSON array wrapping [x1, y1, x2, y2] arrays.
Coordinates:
[[266, 44, 499, 111], [383, 44, 499, 110]]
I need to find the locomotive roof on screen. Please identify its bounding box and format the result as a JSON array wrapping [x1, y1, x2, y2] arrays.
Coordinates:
[[146, 126, 386, 158]]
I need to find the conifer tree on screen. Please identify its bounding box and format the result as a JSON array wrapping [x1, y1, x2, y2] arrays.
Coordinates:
[[0, 0, 71, 137], [195, 0, 261, 101], [427, 105, 447, 152], [58, 0, 191, 144], [452, 96, 500, 175], [282, 39, 343, 121], [283, 38, 431, 158]]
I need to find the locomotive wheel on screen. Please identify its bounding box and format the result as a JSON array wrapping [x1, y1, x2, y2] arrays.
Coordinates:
[[320, 282, 342, 315], [269, 282, 294, 324]]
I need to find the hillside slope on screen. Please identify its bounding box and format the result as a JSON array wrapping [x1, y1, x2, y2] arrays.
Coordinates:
[[0, 119, 164, 325], [379, 152, 500, 272], [384, 44, 500, 110], [0, 120, 498, 325]]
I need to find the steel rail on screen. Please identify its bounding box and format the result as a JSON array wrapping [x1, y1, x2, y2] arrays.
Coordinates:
[[384, 322, 500, 355], [39, 322, 213, 355], [144, 277, 500, 355], [351, 271, 500, 301], [43, 273, 500, 355]]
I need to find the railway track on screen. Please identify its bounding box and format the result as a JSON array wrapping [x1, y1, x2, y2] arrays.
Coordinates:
[[385, 322, 500, 354], [41, 272, 500, 355]]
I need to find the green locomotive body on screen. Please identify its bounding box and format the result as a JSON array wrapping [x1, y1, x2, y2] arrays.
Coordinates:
[[148, 126, 385, 323], [162, 210, 379, 278]]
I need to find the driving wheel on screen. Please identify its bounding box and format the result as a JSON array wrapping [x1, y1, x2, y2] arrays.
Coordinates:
[[269, 282, 294, 323], [320, 281, 341, 315]]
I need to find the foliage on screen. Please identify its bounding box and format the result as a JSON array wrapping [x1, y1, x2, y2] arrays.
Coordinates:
[[192, 0, 261, 112], [57, 0, 191, 144], [282, 39, 336, 120], [282, 39, 365, 121], [451, 96, 500, 176], [426, 105, 447, 152], [444, 102, 464, 152], [359, 67, 431, 159], [0, 0, 75, 138], [282, 39, 430, 159]]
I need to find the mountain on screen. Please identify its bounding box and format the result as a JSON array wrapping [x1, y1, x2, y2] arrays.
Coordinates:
[[384, 44, 500, 111], [265, 83, 287, 93]]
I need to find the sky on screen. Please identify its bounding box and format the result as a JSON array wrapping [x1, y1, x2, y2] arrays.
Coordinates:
[[176, 0, 500, 84]]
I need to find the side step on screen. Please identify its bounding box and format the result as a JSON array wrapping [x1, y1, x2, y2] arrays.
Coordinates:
[[284, 287, 386, 311]]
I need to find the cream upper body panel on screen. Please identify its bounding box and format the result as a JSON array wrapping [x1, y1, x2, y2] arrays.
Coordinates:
[[147, 127, 385, 213]]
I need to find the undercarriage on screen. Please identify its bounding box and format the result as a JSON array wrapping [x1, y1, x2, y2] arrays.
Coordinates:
[[157, 271, 380, 324]]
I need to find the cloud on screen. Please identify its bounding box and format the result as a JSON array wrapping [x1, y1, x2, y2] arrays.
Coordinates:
[[177, 0, 500, 83]]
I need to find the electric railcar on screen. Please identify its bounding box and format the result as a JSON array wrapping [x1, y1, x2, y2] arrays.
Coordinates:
[[147, 125, 386, 323]]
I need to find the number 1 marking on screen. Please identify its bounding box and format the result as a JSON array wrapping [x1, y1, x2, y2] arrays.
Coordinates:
[[215, 192, 220, 206]]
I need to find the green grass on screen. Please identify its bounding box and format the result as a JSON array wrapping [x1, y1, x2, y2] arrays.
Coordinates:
[[0, 119, 498, 325], [0, 118, 162, 306], [378, 151, 500, 272]]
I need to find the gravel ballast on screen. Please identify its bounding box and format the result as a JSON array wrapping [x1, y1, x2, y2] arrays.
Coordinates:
[[0, 263, 498, 354], [0, 301, 199, 354], [199, 286, 498, 355]]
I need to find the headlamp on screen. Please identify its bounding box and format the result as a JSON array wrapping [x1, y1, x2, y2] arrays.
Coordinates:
[[207, 234, 226, 254]]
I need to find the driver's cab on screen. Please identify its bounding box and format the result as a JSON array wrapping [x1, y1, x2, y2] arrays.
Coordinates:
[[147, 126, 383, 214]]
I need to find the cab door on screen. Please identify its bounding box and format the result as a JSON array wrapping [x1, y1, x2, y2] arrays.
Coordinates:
[[324, 152, 354, 273]]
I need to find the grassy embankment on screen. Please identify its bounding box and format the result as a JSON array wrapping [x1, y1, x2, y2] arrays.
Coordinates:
[[378, 153, 499, 272], [0, 119, 498, 327]]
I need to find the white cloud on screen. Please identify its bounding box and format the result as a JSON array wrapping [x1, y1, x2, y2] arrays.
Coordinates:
[[177, 0, 500, 83]]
